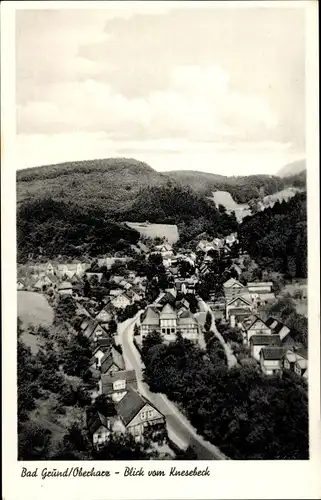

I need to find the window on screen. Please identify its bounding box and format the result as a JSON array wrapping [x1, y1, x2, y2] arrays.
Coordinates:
[[147, 410, 154, 418], [141, 412, 146, 420], [171, 328, 175, 333], [113, 380, 126, 391], [167, 328, 170, 335], [162, 328, 165, 333]]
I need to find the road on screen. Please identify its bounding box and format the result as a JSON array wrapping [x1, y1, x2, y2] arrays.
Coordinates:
[[198, 299, 238, 368], [118, 313, 228, 460]]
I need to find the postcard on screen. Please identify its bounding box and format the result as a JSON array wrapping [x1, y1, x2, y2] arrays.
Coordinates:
[[1, 1, 320, 499]]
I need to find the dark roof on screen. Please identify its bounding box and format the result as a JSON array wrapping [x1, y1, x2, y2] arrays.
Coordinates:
[[101, 370, 137, 395], [250, 335, 282, 346], [116, 389, 147, 426], [261, 347, 286, 360], [100, 347, 125, 374], [265, 317, 290, 335], [96, 337, 113, 348], [86, 410, 109, 435]]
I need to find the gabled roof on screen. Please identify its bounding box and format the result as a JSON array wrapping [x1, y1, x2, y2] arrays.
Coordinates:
[[141, 306, 160, 326], [250, 335, 281, 346], [86, 410, 109, 435], [261, 346, 286, 360], [246, 316, 270, 331], [223, 278, 244, 289], [227, 295, 252, 307], [82, 319, 108, 339], [96, 338, 113, 348], [160, 303, 176, 319], [115, 389, 148, 426], [101, 370, 137, 395], [177, 310, 198, 326], [58, 281, 73, 290], [100, 347, 125, 374], [295, 358, 308, 370]]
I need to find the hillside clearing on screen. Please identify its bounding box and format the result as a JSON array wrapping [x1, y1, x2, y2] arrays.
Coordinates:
[[18, 291, 54, 328], [125, 222, 179, 244]]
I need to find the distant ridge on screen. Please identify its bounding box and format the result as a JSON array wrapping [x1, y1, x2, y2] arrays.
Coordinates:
[[276, 159, 306, 178]]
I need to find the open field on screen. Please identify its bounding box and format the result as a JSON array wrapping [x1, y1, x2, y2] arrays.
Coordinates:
[[18, 291, 54, 328], [125, 222, 179, 244]]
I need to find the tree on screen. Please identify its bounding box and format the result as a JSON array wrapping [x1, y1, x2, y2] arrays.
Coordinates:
[[134, 324, 140, 336], [204, 311, 212, 332], [92, 394, 117, 417], [109, 318, 117, 335], [93, 433, 154, 460], [142, 330, 164, 360], [18, 421, 52, 460], [84, 279, 91, 298]]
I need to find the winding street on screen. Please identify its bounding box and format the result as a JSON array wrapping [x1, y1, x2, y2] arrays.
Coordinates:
[[117, 313, 229, 460], [198, 299, 238, 368]]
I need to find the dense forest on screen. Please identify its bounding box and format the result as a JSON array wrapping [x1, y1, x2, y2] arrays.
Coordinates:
[[142, 333, 309, 460], [17, 198, 140, 262], [119, 185, 239, 237], [239, 192, 307, 278], [16, 185, 239, 260]]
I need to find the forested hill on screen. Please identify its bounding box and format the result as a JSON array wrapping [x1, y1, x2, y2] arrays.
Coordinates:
[[167, 171, 288, 204], [17, 158, 168, 213], [17, 198, 140, 263], [238, 192, 307, 278], [17, 157, 306, 211]]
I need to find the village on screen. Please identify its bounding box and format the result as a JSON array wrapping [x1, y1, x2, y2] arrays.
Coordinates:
[[17, 232, 308, 456]]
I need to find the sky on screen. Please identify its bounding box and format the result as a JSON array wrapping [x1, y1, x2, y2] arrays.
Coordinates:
[[16, 3, 306, 175]]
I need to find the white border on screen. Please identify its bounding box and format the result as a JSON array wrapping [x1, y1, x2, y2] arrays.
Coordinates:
[[1, 2, 320, 499]]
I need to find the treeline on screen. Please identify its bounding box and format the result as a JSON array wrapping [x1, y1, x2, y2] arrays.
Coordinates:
[[17, 198, 140, 262], [142, 333, 309, 460], [239, 192, 307, 278]]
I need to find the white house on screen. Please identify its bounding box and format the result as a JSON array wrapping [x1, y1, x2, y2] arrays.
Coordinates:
[[260, 347, 285, 376], [111, 292, 132, 309]]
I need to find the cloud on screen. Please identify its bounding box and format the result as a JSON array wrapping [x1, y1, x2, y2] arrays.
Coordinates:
[[17, 64, 278, 144]]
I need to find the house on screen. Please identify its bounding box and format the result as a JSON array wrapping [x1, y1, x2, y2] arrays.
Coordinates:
[[115, 389, 166, 443], [86, 410, 125, 450], [100, 346, 125, 375], [283, 347, 308, 377], [17, 278, 25, 290], [57, 262, 88, 279], [248, 282, 273, 294], [137, 241, 149, 254], [196, 240, 215, 253], [223, 278, 246, 300], [86, 273, 103, 283], [95, 304, 115, 325], [226, 295, 253, 323], [154, 290, 177, 308], [91, 342, 113, 370], [198, 262, 211, 276], [242, 316, 272, 345], [57, 281, 73, 295], [99, 370, 138, 402], [111, 292, 132, 309], [126, 288, 141, 303], [140, 303, 199, 344], [80, 318, 109, 342], [140, 307, 161, 340], [154, 243, 174, 257], [260, 347, 286, 376], [109, 288, 123, 297], [265, 317, 291, 340], [250, 335, 281, 361]]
